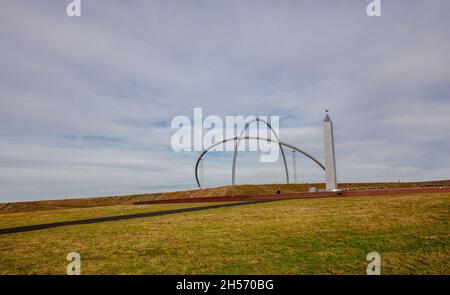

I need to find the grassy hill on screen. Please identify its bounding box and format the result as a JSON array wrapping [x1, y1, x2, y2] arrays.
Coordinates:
[[1, 180, 449, 214], [0, 192, 449, 274]]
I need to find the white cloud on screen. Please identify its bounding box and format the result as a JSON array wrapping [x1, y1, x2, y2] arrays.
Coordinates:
[[0, 0, 449, 201]]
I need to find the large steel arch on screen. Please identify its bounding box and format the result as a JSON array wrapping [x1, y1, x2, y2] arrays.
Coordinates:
[[232, 118, 289, 185], [194, 136, 325, 188]]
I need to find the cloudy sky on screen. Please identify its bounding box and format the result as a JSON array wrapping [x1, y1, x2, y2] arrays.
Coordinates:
[[0, 0, 449, 202]]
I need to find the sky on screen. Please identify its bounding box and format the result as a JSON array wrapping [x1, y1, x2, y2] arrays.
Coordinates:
[[0, 0, 449, 202]]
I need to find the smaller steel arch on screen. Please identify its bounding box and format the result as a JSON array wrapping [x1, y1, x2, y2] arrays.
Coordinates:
[[232, 118, 289, 185], [194, 136, 325, 188]]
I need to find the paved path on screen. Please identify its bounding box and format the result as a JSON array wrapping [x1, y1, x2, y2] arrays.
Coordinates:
[[0, 199, 277, 235]]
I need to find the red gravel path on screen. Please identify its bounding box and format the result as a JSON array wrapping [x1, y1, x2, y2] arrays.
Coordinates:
[[133, 186, 450, 205]]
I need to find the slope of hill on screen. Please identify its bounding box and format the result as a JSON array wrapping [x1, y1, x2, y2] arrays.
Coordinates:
[[0, 192, 448, 274], [1, 180, 449, 214]]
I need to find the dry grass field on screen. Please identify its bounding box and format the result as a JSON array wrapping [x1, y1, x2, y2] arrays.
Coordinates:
[[0, 192, 449, 274]]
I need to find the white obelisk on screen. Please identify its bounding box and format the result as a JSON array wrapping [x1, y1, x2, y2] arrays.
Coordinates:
[[324, 110, 337, 190], [292, 150, 297, 183]]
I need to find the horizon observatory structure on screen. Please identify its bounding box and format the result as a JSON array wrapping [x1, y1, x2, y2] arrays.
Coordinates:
[[195, 111, 338, 191]]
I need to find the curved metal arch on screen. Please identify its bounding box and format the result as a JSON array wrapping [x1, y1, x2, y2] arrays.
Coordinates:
[[232, 118, 289, 185], [194, 136, 325, 188]]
